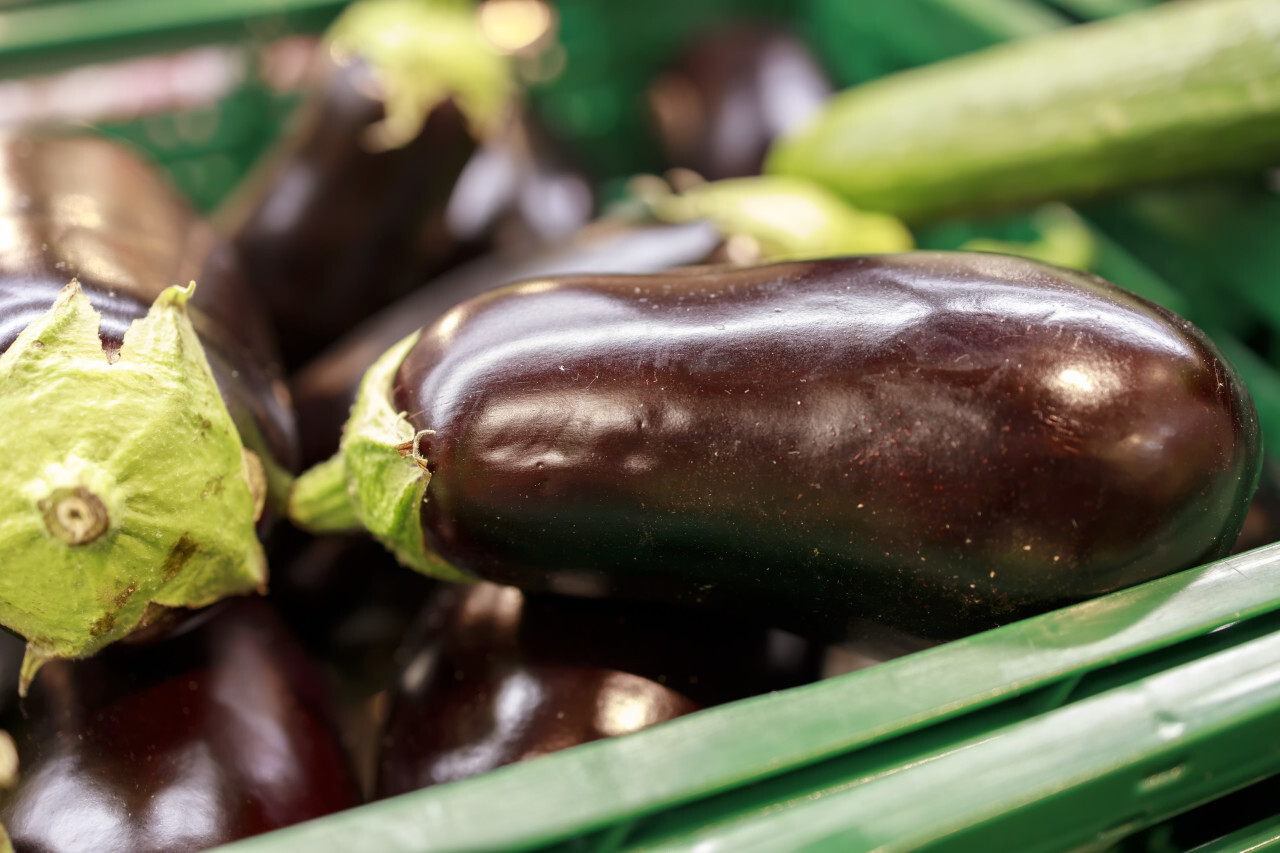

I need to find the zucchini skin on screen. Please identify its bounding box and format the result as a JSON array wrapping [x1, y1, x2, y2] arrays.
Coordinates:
[[767, 0, 1280, 222], [0, 599, 361, 852], [391, 253, 1260, 639], [0, 132, 297, 472]]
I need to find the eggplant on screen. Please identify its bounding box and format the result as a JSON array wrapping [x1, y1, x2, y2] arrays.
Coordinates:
[[0, 132, 298, 686], [376, 582, 818, 796], [267, 531, 437, 695], [647, 25, 831, 180], [294, 253, 1259, 639], [220, 50, 477, 367], [219, 0, 540, 367], [0, 598, 360, 853]]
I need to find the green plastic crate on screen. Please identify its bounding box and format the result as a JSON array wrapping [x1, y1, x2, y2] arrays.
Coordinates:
[[0, 1, 1276, 851]]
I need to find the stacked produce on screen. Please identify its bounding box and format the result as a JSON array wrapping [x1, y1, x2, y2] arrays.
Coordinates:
[[0, 0, 1274, 850]]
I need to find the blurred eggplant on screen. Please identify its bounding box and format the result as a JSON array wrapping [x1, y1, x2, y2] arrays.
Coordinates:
[[647, 25, 831, 180], [219, 0, 524, 367], [376, 582, 820, 796], [0, 598, 361, 853], [266, 531, 437, 695]]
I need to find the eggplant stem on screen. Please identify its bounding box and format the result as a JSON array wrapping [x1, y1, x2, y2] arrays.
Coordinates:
[[38, 487, 109, 546]]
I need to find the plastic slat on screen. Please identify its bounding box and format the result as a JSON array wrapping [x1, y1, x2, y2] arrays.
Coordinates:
[[628, 625, 1280, 852]]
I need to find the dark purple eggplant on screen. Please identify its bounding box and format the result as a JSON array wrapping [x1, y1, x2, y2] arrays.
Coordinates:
[[647, 25, 831, 180], [0, 598, 361, 853], [295, 252, 1259, 640], [219, 49, 478, 368], [376, 582, 818, 796], [266, 530, 437, 695], [444, 111, 595, 254]]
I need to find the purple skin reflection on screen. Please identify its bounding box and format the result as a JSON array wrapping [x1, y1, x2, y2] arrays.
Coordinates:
[[648, 26, 831, 179], [392, 253, 1259, 640], [380, 582, 823, 797], [0, 599, 361, 853]]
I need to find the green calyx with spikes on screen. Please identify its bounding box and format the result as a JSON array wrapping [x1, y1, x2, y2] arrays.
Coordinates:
[[328, 0, 513, 150], [0, 281, 266, 692], [289, 332, 472, 584]]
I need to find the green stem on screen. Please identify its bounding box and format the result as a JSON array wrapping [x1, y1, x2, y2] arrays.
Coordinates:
[[289, 453, 361, 533]]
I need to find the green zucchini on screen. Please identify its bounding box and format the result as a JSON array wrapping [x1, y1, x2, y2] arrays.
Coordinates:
[[767, 0, 1280, 222]]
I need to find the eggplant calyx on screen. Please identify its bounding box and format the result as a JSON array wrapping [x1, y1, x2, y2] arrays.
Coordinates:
[[290, 332, 471, 583], [328, 0, 512, 150], [648, 175, 916, 260], [0, 281, 266, 693]]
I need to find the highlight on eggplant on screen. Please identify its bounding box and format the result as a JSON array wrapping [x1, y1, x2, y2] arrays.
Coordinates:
[[291, 252, 1261, 641]]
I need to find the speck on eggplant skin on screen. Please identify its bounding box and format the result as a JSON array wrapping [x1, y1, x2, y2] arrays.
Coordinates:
[[391, 252, 1261, 640]]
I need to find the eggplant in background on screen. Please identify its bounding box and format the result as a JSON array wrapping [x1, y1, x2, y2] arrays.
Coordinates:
[[376, 582, 821, 797], [220, 24, 594, 369], [219, 50, 479, 369], [0, 599, 361, 853], [647, 25, 832, 181]]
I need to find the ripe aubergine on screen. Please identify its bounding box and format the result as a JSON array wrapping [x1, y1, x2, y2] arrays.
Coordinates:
[[376, 582, 818, 796], [218, 0, 515, 367], [0, 599, 360, 853], [0, 132, 296, 684], [295, 252, 1259, 639]]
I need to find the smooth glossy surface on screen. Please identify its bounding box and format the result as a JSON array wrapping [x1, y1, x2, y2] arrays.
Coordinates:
[[0, 598, 360, 853], [292, 219, 722, 466], [376, 582, 819, 797], [393, 253, 1259, 638], [0, 132, 296, 470]]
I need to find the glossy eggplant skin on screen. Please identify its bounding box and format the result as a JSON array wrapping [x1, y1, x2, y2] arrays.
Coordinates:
[[0, 132, 296, 472], [223, 52, 476, 368], [292, 219, 722, 466], [376, 582, 818, 797], [392, 253, 1260, 639], [0, 598, 361, 853], [647, 26, 831, 180]]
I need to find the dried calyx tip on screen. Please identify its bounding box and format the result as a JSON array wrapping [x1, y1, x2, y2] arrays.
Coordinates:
[[39, 486, 109, 546]]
